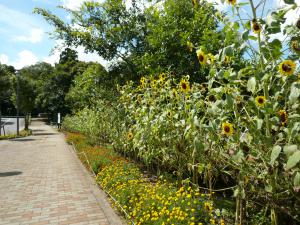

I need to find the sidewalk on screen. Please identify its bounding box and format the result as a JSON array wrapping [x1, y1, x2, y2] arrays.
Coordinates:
[[0, 119, 124, 225]]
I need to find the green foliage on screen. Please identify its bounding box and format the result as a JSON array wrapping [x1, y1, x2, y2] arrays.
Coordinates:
[[0, 64, 15, 114]]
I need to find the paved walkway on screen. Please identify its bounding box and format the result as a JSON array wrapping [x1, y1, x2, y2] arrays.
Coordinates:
[[0, 120, 124, 225]]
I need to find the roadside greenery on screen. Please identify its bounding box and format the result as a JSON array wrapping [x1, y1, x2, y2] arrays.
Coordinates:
[[0, 129, 32, 140]]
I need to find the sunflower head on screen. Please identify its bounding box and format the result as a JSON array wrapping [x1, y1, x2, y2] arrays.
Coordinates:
[[151, 79, 157, 89], [222, 122, 234, 136], [127, 132, 133, 140], [167, 111, 172, 118], [279, 60, 296, 76], [196, 49, 207, 65], [255, 96, 266, 108], [252, 20, 261, 34], [278, 110, 288, 126], [179, 79, 190, 93], [226, 0, 236, 5], [171, 88, 178, 99], [192, 0, 198, 6], [291, 40, 300, 53]]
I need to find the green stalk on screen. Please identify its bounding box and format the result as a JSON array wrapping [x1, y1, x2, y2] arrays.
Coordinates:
[[249, 0, 271, 137]]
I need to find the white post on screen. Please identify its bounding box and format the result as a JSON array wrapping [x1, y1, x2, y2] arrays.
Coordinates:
[[57, 113, 61, 129]]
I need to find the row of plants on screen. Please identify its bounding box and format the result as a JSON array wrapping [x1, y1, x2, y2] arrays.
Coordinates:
[[65, 132, 228, 224], [0, 129, 32, 141], [62, 0, 300, 224]]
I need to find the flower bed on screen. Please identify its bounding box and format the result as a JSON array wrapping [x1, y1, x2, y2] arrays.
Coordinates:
[[65, 132, 228, 225]]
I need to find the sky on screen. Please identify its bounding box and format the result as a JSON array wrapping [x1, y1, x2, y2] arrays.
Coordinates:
[[0, 0, 299, 70]]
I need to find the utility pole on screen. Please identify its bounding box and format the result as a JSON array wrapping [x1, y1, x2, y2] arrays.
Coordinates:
[[16, 71, 20, 136]]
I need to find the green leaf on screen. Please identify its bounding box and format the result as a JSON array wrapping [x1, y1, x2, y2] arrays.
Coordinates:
[[247, 77, 256, 93], [294, 172, 300, 189], [286, 151, 300, 170], [270, 145, 281, 166], [283, 0, 295, 4], [284, 145, 298, 157], [242, 30, 249, 40]]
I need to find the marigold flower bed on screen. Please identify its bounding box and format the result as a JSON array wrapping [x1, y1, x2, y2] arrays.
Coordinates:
[[65, 132, 227, 225]]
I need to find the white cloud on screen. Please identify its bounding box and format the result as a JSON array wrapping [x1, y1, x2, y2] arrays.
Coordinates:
[[15, 28, 44, 43], [11, 50, 39, 70], [0, 54, 9, 65]]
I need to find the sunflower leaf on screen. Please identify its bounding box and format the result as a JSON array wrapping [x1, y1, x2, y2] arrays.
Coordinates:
[[270, 145, 281, 166], [286, 151, 300, 170]]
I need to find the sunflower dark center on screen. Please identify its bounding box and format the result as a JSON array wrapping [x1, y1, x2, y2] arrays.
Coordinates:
[[199, 55, 204, 62], [258, 98, 264, 104], [280, 113, 287, 122], [297, 19, 300, 29], [182, 83, 187, 89], [282, 63, 292, 72], [224, 126, 230, 133], [209, 95, 216, 102], [253, 23, 260, 31]]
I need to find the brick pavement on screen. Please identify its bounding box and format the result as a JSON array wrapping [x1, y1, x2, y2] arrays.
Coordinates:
[[0, 119, 124, 225]]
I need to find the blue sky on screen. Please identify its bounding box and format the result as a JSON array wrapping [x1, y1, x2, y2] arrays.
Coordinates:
[[0, 0, 106, 69], [0, 0, 298, 69]]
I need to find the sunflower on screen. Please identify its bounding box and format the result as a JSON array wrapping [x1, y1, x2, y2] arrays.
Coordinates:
[[127, 132, 133, 140], [151, 79, 157, 89], [222, 122, 234, 136], [255, 96, 266, 107], [196, 49, 207, 65], [252, 20, 261, 34], [226, 0, 236, 5], [207, 53, 215, 65], [179, 79, 190, 93], [278, 110, 288, 126], [278, 60, 296, 76], [167, 111, 172, 118], [171, 88, 178, 99], [291, 40, 300, 53]]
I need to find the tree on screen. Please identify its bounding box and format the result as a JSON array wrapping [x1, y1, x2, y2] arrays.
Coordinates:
[[65, 62, 111, 111], [34, 0, 226, 82], [0, 64, 15, 116]]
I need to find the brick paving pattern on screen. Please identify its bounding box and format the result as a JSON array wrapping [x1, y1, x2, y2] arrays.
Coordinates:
[[0, 120, 124, 225]]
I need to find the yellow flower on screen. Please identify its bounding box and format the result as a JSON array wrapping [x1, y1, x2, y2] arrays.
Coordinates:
[[291, 40, 300, 53], [192, 0, 198, 7], [255, 96, 266, 107], [179, 79, 190, 93], [278, 60, 296, 76], [278, 110, 288, 126], [127, 132, 133, 140], [222, 122, 234, 136], [226, 0, 236, 5], [207, 53, 215, 65], [196, 49, 207, 65], [252, 20, 261, 34], [223, 55, 231, 64], [187, 41, 194, 52]]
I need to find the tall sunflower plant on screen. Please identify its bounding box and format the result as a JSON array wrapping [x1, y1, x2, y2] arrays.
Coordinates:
[[118, 0, 300, 223], [190, 0, 300, 224]]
